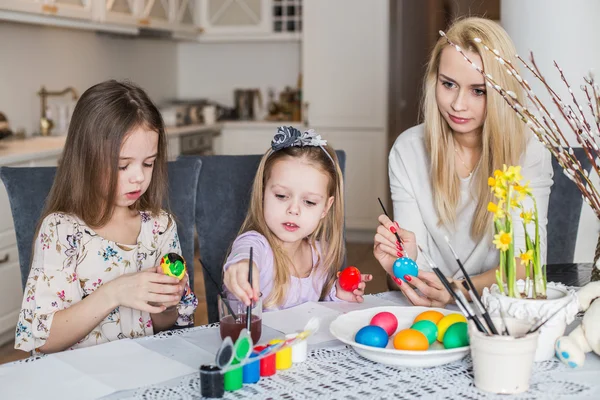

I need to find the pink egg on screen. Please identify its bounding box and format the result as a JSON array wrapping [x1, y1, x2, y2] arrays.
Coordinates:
[[370, 312, 398, 336]]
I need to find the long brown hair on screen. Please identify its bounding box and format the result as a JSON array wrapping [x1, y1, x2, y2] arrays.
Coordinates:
[[422, 17, 527, 240], [41, 79, 168, 228], [238, 144, 345, 308]]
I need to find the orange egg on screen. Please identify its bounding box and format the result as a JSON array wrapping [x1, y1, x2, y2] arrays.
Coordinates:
[[413, 310, 444, 325], [393, 329, 429, 351]]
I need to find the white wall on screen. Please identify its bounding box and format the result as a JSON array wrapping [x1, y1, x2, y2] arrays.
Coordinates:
[[177, 41, 301, 107], [0, 22, 179, 136]]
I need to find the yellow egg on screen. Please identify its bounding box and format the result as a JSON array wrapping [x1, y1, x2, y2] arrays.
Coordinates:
[[436, 313, 468, 342], [413, 310, 444, 325], [393, 329, 429, 351]]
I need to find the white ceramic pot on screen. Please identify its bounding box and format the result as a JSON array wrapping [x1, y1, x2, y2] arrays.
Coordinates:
[[481, 280, 578, 362], [470, 317, 539, 394]]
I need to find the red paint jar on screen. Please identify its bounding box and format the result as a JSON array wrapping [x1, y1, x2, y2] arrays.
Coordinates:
[[254, 345, 276, 377]]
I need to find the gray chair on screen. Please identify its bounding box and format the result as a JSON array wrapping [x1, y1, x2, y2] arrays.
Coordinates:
[[547, 147, 593, 264], [0, 158, 202, 291], [184, 151, 346, 323]]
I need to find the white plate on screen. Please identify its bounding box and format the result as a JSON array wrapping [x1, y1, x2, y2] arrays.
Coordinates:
[[329, 306, 470, 367]]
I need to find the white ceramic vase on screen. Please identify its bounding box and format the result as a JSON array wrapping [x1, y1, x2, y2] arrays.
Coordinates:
[[481, 280, 579, 361]]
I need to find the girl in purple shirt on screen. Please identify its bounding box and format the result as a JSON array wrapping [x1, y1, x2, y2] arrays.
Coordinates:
[[223, 127, 372, 311]]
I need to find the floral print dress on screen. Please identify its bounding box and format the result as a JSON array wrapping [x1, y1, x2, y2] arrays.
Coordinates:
[[15, 210, 198, 353]]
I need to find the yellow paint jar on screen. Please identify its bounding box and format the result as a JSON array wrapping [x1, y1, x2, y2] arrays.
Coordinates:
[[269, 339, 292, 370]]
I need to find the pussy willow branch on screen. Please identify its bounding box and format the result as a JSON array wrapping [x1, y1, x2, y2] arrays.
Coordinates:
[[439, 31, 600, 217]]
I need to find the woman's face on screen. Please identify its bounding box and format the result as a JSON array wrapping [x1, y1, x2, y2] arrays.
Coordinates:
[[435, 46, 487, 137]]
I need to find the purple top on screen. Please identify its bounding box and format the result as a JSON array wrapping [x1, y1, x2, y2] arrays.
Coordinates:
[[223, 231, 340, 311]]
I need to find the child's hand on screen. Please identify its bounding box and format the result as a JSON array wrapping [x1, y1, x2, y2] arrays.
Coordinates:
[[153, 265, 188, 309], [223, 260, 260, 306], [106, 270, 181, 314], [335, 273, 372, 302], [373, 214, 418, 275]]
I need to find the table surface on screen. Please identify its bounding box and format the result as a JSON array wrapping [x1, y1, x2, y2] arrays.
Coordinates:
[[2, 273, 598, 400]]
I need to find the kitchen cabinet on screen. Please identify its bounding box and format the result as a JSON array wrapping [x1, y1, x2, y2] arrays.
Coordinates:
[[215, 122, 279, 155], [0, 0, 93, 20], [303, 0, 389, 231], [197, 0, 270, 35], [0, 154, 60, 347]]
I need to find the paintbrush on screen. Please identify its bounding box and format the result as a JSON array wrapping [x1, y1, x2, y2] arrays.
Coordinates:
[[377, 197, 403, 246], [246, 247, 253, 332], [419, 246, 488, 334], [444, 236, 499, 335], [199, 257, 237, 319]]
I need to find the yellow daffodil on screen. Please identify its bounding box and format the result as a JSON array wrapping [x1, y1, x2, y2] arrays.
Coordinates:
[[520, 249, 534, 266], [520, 210, 534, 224], [487, 201, 505, 220], [505, 165, 523, 184], [493, 231, 512, 251], [494, 185, 507, 200], [488, 177, 496, 187], [514, 181, 532, 196]]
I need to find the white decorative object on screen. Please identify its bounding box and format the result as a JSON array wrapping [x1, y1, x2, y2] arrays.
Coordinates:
[[470, 317, 539, 394], [482, 280, 579, 361], [555, 281, 600, 368], [329, 306, 470, 368]]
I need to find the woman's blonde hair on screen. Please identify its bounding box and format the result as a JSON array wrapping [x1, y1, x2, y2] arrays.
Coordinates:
[[422, 17, 527, 239], [238, 143, 345, 308]]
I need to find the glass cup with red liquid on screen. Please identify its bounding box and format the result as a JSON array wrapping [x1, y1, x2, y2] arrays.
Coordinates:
[[219, 294, 262, 344]]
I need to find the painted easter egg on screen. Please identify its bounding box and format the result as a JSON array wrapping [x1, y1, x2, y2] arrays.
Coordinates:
[[443, 322, 469, 349], [410, 320, 438, 345], [392, 329, 429, 351], [354, 325, 389, 348], [161, 253, 186, 280], [338, 266, 362, 292], [392, 257, 418, 282], [370, 312, 398, 336], [413, 310, 444, 325], [436, 314, 468, 342]]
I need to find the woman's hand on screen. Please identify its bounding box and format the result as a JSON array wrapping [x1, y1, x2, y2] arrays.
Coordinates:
[[223, 260, 260, 306], [106, 270, 182, 314], [396, 270, 453, 308], [373, 214, 418, 274], [335, 273, 373, 303]]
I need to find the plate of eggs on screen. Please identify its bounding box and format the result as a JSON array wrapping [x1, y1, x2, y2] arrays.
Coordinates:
[[329, 306, 470, 367]]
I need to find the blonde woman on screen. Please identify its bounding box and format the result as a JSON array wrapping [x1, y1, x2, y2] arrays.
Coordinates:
[[223, 126, 372, 310], [374, 17, 553, 307]]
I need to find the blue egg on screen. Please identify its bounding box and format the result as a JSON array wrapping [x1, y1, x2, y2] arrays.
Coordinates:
[[354, 325, 389, 348], [393, 257, 418, 282]]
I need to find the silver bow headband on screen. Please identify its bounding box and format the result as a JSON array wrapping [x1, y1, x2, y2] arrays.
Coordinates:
[[270, 126, 334, 164]]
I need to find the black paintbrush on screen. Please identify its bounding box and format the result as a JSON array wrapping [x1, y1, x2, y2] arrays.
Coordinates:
[[377, 197, 403, 245], [444, 236, 499, 335], [419, 246, 488, 334], [246, 247, 253, 332], [199, 257, 237, 319]]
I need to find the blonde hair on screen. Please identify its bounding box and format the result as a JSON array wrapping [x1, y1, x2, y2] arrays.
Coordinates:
[[238, 144, 345, 308], [422, 17, 527, 240]]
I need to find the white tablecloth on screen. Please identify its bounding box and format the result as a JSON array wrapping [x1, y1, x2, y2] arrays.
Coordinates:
[[3, 292, 600, 400]]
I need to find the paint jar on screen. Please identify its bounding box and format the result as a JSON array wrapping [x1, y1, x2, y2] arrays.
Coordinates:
[[242, 353, 260, 384], [199, 365, 224, 398], [285, 333, 308, 363], [254, 345, 276, 377], [269, 339, 292, 370]]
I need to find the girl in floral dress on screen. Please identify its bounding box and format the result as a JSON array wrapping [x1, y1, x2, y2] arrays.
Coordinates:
[[15, 80, 197, 354]]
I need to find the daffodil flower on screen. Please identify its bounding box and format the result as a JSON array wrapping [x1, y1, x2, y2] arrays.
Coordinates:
[[520, 249, 534, 266], [493, 231, 512, 251], [520, 210, 534, 224]]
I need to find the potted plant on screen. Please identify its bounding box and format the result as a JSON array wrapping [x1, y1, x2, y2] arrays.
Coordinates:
[[482, 164, 578, 360]]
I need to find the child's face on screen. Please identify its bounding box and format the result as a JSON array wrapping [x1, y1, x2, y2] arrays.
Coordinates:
[[115, 126, 159, 208], [435, 46, 487, 136], [263, 157, 335, 245]]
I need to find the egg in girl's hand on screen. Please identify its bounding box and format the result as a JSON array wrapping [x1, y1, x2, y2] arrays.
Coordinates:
[[338, 266, 362, 292], [392, 257, 418, 282], [355, 325, 389, 348], [160, 253, 186, 280], [413, 310, 444, 325], [370, 312, 398, 336], [443, 322, 469, 349], [393, 329, 429, 351], [436, 313, 468, 342], [410, 320, 438, 345]]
